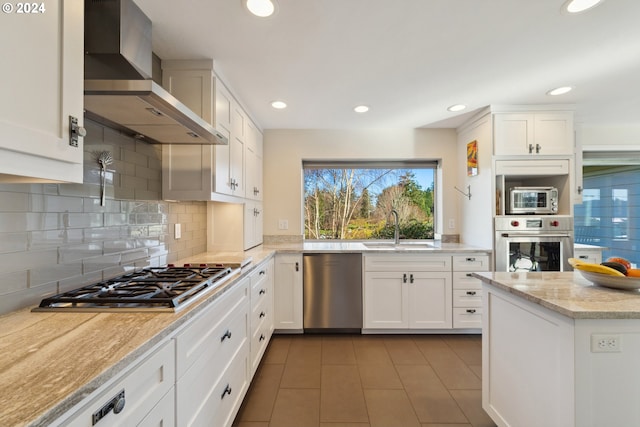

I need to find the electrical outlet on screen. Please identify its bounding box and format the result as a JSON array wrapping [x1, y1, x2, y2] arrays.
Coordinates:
[[591, 334, 621, 352], [174, 223, 181, 239], [278, 219, 289, 230]]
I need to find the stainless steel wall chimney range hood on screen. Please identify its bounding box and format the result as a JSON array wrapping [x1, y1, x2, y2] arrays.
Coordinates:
[[84, 0, 227, 145]]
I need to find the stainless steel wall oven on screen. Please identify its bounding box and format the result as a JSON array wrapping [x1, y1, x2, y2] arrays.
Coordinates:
[[495, 216, 573, 272]]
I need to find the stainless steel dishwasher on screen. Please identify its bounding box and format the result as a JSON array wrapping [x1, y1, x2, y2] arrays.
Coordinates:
[[303, 253, 363, 332]]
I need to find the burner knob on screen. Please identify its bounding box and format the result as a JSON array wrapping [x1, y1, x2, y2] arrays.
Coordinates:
[[511, 220, 519, 227], [168, 264, 175, 267], [550, 220, 559, 227]]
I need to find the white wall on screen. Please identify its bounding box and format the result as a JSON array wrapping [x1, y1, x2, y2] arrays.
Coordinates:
[[578, 123, 640, 150], [262, 128, 459, 238], [456, 112, 494, 248]]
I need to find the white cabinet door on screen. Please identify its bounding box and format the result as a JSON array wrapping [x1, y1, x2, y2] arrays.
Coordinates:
[[493, 113, 533, 156], [243, 201, 263, 250], [0, 0, 84, 183], [363, 271, 408, 329], [274, 254, 303, 330], [493, 112, 573, 156], [409, 272, 452, 329], [245, 121, 263, 201], [228, 103, 246, 197]]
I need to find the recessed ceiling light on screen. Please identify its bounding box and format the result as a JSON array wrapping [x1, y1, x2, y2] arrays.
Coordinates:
[[547, 86, 573, 96], [563, 0, 604, 13], [354, 105, 369, 113], [244, 0, 276, 17], [271, 100, 287, 109], [447, 104, 467, 112]]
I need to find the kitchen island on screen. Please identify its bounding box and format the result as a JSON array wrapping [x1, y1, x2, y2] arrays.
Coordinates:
[[473, 271, 640, 427]]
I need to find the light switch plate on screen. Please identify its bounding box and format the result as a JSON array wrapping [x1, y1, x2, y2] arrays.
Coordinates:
[[278, 219, 289, 230]]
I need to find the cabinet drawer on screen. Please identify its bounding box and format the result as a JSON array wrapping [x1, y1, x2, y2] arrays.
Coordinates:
[[452, 272, 483, 289], [453, 307, 483, 329], [452, 254, 490, 271], [251, 293, 270, 335], [364, 254, 451, 272], [177, 339, 249, 427], [138, 387, 175, 427], [453, 289, 482, 307], [574, 250, 602, 265], [494, 159, 569, 176], [175, 278, 249, 378], [250, 318, 272, 377], [176, 308, 249, 426], [62, 340, 175, 427]]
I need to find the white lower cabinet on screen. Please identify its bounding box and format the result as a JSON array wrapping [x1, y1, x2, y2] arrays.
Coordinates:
[[452, 254, 489, 329], [175, 277, 250, 427], [59, 340, 176, 427], [573, 244, 604, 265], [363, 254, 452, 330], [249, 257, 274, 377], [274, 253, 303, 331]]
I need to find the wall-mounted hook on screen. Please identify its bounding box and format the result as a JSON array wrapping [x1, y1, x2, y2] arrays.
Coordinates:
[[454, 185, 471, 200]]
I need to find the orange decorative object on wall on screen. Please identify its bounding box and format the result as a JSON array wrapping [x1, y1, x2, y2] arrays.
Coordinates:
[[467, 140, 478, 176]]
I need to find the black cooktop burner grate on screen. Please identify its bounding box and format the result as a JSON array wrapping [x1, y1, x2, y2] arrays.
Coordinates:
[[35, 264, 236, 311]]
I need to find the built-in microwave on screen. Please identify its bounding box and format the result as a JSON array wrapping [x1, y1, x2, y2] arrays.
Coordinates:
[[508, 187, 558, 215]]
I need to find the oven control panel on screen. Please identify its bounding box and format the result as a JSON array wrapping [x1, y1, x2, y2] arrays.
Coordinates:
[[496, 216, 573, 232]]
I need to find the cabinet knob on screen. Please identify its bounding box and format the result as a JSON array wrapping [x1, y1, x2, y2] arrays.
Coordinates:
[[68, 115, 85, 147], [259, 270, 266, 275]]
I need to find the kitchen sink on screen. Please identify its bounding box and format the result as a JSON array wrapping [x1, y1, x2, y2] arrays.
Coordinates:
[[362, 241, 435, 250]]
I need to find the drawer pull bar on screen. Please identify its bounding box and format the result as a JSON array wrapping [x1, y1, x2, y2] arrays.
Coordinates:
[[403, 273, 407, 283], [466, 257, 476, 262], [466, 291, 477, 296], [578, 255, 588, 259], [260, 311, 266, 318], [221, 384, 232, 400], [466, 309, 477, 314], [259, 334, 265, 341], [221, 330, 232, 342], [259, 289, 266, 295], [466, 273, 473, 277], [260, 270, 266, 275]]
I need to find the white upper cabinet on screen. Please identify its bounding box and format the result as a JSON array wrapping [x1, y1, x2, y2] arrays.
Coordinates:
[[245, 120, 263, 201], [0, 0, 84, 183], [493, 112, 574, 156], [161, 61, 259, 201]]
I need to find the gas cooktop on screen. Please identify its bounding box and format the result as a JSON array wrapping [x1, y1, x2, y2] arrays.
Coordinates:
[[33, 263, 241, 313]]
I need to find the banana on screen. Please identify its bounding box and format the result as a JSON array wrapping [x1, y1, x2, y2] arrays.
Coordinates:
[[568, 258, 626, 276]]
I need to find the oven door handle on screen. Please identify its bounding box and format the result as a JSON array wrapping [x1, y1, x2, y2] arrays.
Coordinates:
[[500, 233, 572, 238]]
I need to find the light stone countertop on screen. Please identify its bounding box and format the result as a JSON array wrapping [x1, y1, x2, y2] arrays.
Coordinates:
[[473, 271, 640, 319], [0, 241, 490, 427]]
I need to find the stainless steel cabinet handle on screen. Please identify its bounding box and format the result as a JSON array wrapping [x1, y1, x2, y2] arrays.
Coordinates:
[[69, 115, 86, 147], [221, 330, 232, 342], [221, 384, 232, 399], [466, 273, 473, 277], [254, 187, 260, 196]]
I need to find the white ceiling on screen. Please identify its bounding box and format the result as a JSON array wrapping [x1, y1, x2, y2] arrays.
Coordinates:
[[134, 0, 640, 130]]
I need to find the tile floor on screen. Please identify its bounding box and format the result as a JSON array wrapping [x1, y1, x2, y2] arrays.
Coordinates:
[[233, 334, 497, 427]]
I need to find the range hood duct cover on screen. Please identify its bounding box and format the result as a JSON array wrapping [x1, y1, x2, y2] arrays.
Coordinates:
[[84, 0, 227, 145]]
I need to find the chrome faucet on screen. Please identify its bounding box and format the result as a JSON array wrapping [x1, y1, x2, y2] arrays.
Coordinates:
[[388, 209, 400, 245]]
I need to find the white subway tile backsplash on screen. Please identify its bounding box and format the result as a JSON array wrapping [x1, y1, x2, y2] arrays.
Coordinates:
[[0, 120, 207, 315], [0, 191, 30, 212]]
